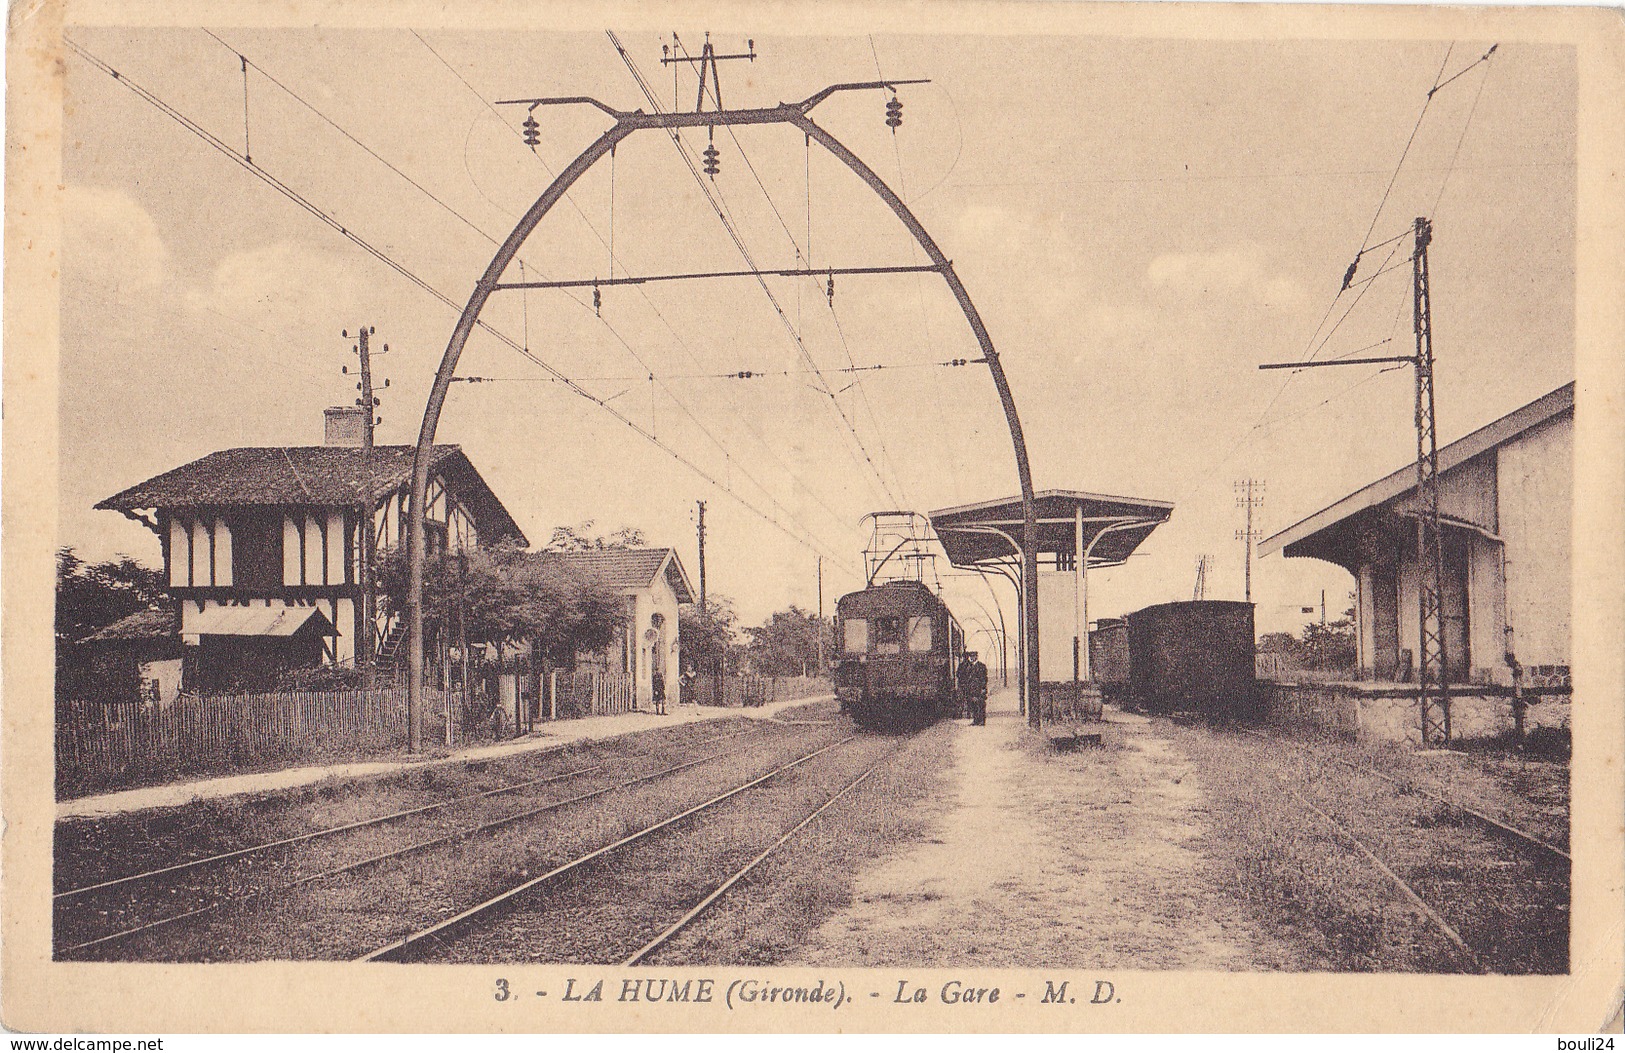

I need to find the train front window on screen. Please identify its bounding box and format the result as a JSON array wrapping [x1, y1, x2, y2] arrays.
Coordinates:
[[842, 619, 868, 653], [905, 616, 933, 652], [874, 616, 902, 654]]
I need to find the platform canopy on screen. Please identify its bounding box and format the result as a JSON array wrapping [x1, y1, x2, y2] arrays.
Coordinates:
[[928, 489, 1173, 568]]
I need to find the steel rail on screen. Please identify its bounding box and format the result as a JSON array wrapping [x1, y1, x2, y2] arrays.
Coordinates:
[[1240, 728, 1570, 864], [359, 734, 859, 962], [57, 728, 809, 957], [1282, 783, 1485, 973], [55, 725, 764, 901], [623, 743, 902, 965]]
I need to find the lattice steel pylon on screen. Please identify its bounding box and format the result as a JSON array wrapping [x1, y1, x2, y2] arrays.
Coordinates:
[[1411, 216, 1450, 744]]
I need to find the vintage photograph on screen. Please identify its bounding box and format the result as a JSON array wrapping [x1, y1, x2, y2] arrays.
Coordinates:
[[8, 0, 1624, 1034]]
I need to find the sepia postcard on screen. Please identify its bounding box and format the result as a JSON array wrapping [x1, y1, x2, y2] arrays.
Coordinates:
[[5, 0, 1623, 1035]]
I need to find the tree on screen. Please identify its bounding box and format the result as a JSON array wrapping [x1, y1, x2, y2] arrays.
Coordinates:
[[507, 556, 620, 666], [55, 547, 166, 645], [1256, 604, 1356, 673], [1298, 611, 1357, 671], [376, 541, 619, 664], [543, 521, 647, 552], [741, 605, 832, 677], [679, 597, 739, 678], [1256, 632, 1300, 657]]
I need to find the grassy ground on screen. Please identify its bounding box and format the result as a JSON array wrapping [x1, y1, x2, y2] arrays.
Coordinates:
[[57, 720, 849, 960], [54, 718, 767, 895], [1172, 720, 1568, 973], [638, 707, 953, 966]]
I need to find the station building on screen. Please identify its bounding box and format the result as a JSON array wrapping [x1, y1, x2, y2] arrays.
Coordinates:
[[1260, 382, 1573, 726]]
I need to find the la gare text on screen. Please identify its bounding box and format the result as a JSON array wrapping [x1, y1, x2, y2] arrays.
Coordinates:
[[513, 976, 1118, 1010]]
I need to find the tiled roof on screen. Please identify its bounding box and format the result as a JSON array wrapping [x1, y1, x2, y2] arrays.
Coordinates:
[[97, 445, 526, 544], [98, 445, 460, 508], [536, 548, 694, 602], [79, 606, 178, 644]]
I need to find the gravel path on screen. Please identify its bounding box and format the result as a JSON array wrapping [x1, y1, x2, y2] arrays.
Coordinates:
[[789, 693, 1279, 969]]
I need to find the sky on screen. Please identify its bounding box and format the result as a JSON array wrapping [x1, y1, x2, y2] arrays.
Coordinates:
[[57, 24, 1576, 651]]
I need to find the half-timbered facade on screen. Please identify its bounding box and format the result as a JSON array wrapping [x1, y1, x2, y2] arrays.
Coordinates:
[[98, 435, 525, 687]]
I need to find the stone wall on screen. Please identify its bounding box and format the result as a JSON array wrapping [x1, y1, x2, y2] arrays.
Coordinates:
[[1261, 680, 1571, 746]]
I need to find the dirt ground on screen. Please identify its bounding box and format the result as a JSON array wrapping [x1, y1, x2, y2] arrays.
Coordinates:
[[789, 690, 1291, 969]]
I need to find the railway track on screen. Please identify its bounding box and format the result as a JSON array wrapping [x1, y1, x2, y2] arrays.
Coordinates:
[[55, 721, 834, 960], [360, 731, 904, 965], [56, 724, 763, 902], [1240, 726, 1568, 973]]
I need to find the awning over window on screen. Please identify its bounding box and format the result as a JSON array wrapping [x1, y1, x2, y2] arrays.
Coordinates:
[[183, 604, 337, 637]]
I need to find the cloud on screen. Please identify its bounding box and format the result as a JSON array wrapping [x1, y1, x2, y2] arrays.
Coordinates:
[[1145, 244, 1303, 306], [195, 239, 363, 323], [950, 203, 1066, 262], [62, 186, 167, 290]]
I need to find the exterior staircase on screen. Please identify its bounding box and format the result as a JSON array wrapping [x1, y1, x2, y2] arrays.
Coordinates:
[[375, 621, 407, 665]]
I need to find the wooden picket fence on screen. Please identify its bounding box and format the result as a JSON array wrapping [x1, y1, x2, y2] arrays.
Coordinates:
[[56, 685, 442, 798], [547, 671, 636, 720]]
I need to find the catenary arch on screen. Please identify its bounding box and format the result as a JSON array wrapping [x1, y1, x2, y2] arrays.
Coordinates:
[[404, 90, 1042, 749]]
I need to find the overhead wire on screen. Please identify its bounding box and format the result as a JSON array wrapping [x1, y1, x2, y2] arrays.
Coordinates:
[[413, 30, 863, 544], [65, 34, 858, 574], [1215, 41, 1471, 489], [211, 29, 843, 547], [868, 33, 975, 500], [646, 36, 906, 511], [609, 30, 905, 513]]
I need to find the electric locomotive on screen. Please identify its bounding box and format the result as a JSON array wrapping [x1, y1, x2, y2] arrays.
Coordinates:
[[831, 580, 965, 729]]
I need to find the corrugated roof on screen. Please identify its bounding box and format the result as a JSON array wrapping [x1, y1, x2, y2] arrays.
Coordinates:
[[535, 548, 695, 603], [96, 445, 526, 544], [1259, 382, 1574, 558], [188, 604, 336, 637]]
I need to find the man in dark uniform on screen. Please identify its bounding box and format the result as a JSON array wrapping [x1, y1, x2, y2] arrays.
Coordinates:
[[961, 651, 989, 726], [956, 653, 976, 719]]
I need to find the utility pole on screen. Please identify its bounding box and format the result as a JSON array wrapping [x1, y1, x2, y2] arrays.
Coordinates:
[[1256, 215, 1450, 743], [695, 500, 708, 612], [816, 555, 825, 673], [343, 327, 384, 670], [1193, 554, 1212, 601], [1234, 479, 1265, 603]]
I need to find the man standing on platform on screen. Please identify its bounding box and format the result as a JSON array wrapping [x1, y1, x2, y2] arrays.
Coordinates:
[[962, 651, 989, 726]]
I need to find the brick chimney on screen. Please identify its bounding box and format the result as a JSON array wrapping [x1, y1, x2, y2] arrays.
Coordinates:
[[324, 406, 368, 447]]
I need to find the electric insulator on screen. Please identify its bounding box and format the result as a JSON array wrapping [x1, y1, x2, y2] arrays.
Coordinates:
[[593, 284, 602, 316], [885, 96, 903, 129], [826, 272, 835, 304], [522, 114, 540, 148], [736, 370, 755, 379], [702, 143, 720, 178]]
